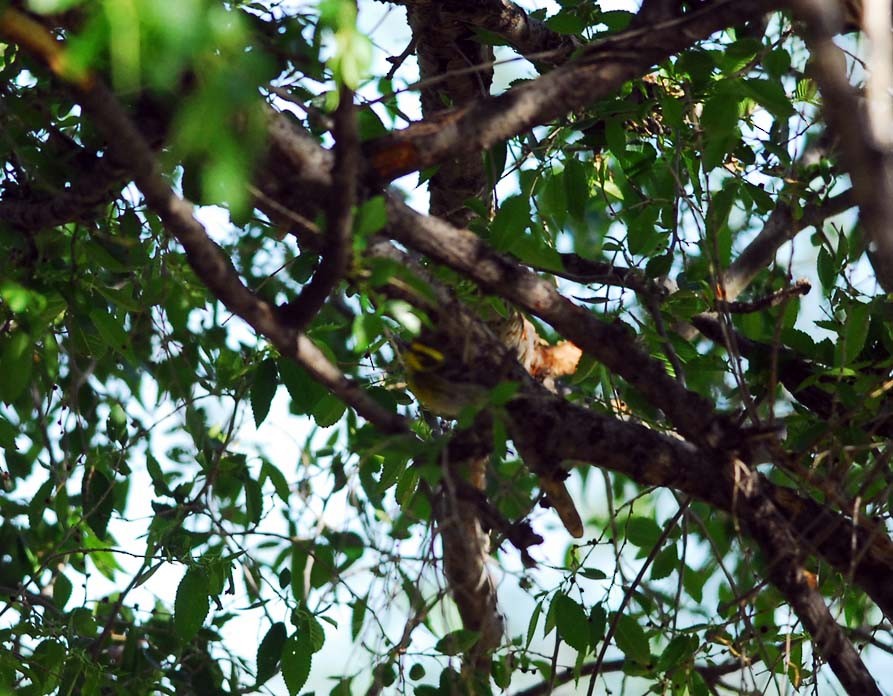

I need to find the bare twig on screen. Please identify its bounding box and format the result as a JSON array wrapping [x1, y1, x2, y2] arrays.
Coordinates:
[[718, 278, 812, 313]]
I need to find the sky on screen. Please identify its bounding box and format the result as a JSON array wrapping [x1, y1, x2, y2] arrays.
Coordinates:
[[4, 1, 888, 694]]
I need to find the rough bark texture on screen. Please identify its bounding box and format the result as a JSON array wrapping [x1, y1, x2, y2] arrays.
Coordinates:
[[2, 1, 890, 691]]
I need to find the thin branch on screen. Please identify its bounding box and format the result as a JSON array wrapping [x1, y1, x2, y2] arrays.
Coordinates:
[[718, 278, 812, 314], [276, 83, 357, 330], [384, 194, 729, 448], [0, 11, 406, 436], [513, 658, 753, 696], [449, 478, 544, 568], [587, 502, 688, 695], [723, 189, 856, 302]]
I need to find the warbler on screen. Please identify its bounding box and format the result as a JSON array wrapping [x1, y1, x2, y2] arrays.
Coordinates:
[[401, 331, 585, 538], [402, 339, 490, 417]]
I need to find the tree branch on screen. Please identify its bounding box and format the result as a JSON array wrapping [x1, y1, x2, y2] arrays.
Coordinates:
[[0, 25, 408, 435], [363, 0, 783, 182], [792, 0, 893, 292], [723, 189, 857, 302], [387, 0, 578, 66], [276, 84, 357, 330], [384, 195, 729, 448]]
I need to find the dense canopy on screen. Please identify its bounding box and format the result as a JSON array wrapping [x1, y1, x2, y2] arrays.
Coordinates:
[[1, 0, 893, 694]]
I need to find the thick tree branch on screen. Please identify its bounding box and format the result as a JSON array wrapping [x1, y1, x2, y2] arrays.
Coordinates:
[[384, 196, 729, 448], [260, 115, 893, 628], [793, 0, 893, 292], [723, 189, 857, 302], [10, 53, 407, 434], [364, 0, 783, 182], [394, 3, 506, 669], [386, 0, 578, 65], [0, 155, 125, 231]]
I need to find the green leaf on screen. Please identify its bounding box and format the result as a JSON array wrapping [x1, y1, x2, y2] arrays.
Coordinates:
[[613, 612, 651, 664], [546, 11, 585, 35], [580, 567, 607, 581], [251, 359, 278, 427], [589, 604, 607, 645], [256, 621, 287, 685], [701, 92, 739, 134], [350, 596, 367, 640], [81, 467, 115, 540], [626, 516, 662, 548], [0, 280, 33, 313], [312, 394, 346, 427], [260, 461, 291, 503], [564, 158, 589, 222], [52, 572, 73, 610], [31, 639, 66, 691], [650, 545, 677, 580], [526, 601, 542, 648], [552, 593, 589, 653], [764, 48, 791, 79], [174, 567, 210, 641], [742, 78, 795, 118], [490, 195, 531, 252], [279, 359, 326, 414], [244, 475, 263, 526], [656, 634, 697, 672], [89, 308, 132, 360], [0, 332, 33, 403], [0, 414, 17, 449], [355, 195, 388, 236], [840, 301, 870, 365], [281, 630, 313, 695], [435, 629, 480, 656]]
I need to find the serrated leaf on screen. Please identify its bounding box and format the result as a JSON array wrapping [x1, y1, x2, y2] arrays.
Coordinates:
[[256, 622, 287, 685], [552, 593, 589, 653], [278, 359, 326, 414], [613, 612, 651, 664], [626, 516, 662, 548], [435, 629, 480, 656], [656, 634, 697, 672], [251, 359, 278, 427], [174, 568, 210, 641], [311, 394, 346, 427], [0, 332, 33, 403], [589, 604, 607, 645], [261, 461, 290, 503], [281, 631, 312, 695], [89, 309, 132, 360], [81, 467, 114, 540]]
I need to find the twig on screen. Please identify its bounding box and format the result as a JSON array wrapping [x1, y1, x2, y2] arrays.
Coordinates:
[[717, 278, 812, 313], [277, 83, 358, 330]]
